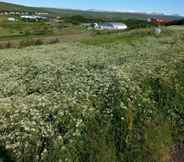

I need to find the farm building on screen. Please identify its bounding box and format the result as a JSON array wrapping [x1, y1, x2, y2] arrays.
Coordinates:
[[147, 18, 174, 25], [0, 10, 35, 15], [20, 15, 48, 21], [94, 22, 127, 30]]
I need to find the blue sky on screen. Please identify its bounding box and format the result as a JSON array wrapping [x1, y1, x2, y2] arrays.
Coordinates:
[[2, 0, 184, 15]]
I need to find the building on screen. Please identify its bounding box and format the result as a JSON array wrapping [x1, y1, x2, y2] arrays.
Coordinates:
[[20, 15, 48, 22], [0, 10, 36, 16], [8, 17, 16, 22], [147, 18, 173, 25], [36, 12, 49, 16], [94, 22, 128, 30]]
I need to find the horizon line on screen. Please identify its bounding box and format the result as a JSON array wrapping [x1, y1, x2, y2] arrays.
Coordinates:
[[1, 1, 183, 17]]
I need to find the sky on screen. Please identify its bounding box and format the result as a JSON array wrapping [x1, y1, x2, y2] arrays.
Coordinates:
[[1, 0, 184, 16]]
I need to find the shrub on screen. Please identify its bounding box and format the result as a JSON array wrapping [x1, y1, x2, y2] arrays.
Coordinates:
[[4, 42, 13, 48], [18, 39, 44, 48], [18, 39, 34, 48], [34, 39, 44, 46], [48, 38, 60, 44]]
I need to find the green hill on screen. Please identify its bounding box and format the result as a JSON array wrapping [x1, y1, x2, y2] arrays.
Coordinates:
[[0, 2, 36, 11], [0, 2, 183, 20]]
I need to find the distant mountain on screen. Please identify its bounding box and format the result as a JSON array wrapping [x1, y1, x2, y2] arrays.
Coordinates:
[[0, 1, 183, 20]]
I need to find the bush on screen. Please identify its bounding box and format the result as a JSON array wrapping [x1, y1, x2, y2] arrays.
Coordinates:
[[0, 42, 16, 49], [5, 42, 13, 48], [18, 39, 44, 48], [47, 38, 60, 44], [34, 39, 44, 46], [18, 39, 34, 48]]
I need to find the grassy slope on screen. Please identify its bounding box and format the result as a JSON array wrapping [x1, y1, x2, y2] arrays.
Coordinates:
[[0, 28, 184, 162], [0, 16, 53, 37], [0, 2, 40, 12], [0, 2, 27, 10]]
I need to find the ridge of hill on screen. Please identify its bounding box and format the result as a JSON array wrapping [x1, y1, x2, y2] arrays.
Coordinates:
[[0, 1, 183, 20], [0, 1, 37, 11]]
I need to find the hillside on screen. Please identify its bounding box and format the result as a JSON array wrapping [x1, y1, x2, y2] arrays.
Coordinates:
[[0, 1, 38, 11], [0, 2, 183, 20], [45, 8, 183, 20], [0, 28, 184, 162]]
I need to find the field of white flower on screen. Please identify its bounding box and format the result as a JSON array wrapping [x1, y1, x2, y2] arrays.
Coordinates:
[[0, 28, 184, 162]]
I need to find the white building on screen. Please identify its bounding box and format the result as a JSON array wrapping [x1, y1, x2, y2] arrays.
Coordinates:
[[20, 15, 48, 21], [8, 17, 16, 22], [112, 23, 128, 30], [36, 12, 49, 15], [94, 22, 127, 30]]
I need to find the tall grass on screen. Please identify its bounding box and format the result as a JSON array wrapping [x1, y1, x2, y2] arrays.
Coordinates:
[[0, 29, 184, 162]]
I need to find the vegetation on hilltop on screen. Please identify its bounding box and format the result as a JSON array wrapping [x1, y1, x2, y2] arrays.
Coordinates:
[[0, 28, 184, 162], [0, 1, 29, 11], [0, 2, 182, 20], [0, 2, 42, 12]]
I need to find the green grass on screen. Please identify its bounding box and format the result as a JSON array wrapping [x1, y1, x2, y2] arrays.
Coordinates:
[[167, 25, 184, 31], [0, 16, 53, 37], [0, 16, 90, 48], [81, 27, 174, 46], [81, 30, 146, 45], [0, 2, 29, 11], [0, 28, 184, 162]]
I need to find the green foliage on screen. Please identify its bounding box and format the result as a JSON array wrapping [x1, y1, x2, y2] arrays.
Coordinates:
[[64, 15, 105, 25], [143, 121, 172, 162], [0, 28, 184, 162], [18, 38, 44, 48], [47, 38, 60, 44], [81, 29, 155, 45], [0, 17, 53, 38], [123, 19, 156, 29]]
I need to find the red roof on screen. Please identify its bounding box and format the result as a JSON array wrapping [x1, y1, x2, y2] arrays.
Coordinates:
[[149, 18, 174, 25]]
